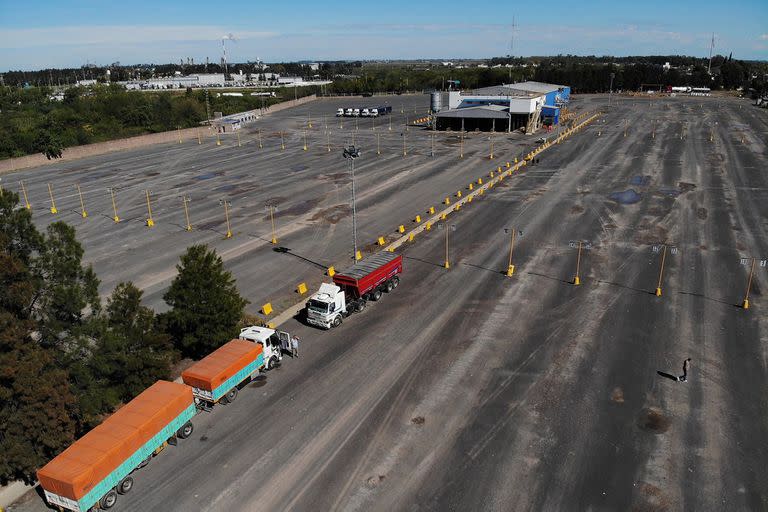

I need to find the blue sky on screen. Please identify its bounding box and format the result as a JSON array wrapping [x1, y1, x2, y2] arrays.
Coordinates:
[[0, 0, 766, 70]]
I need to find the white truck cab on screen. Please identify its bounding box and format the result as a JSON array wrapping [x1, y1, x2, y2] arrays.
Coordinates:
[[336, 108, 344, 116], [352, 108, 361, 117], [238, 326, 294, 369], [306, 283, 350, 329], [369, 108, 379, 117], [361, 108, 370, 117]]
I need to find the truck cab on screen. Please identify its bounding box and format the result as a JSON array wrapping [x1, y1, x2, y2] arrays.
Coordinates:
[[345, 108, 353, 116], [361, 108, 370, 117], [336, 108, 344, 116], [369, 108, 379, 117], [352, 108, 361, 117], [238, 326, 293, 369], [306, 283, 349, 329]]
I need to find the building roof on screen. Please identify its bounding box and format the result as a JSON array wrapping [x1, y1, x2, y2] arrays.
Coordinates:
[[465, 85, 538, 97], [436, 105, 511, 119], [473, 81, 567, 96]]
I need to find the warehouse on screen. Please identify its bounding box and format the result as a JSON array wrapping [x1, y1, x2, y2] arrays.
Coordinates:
[[434, 81, 570, 133]]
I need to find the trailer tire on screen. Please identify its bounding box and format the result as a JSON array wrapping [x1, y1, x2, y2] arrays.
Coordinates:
[[117, 476, 134, 495], [357, 300, 367, 312], [392, 276, 400, 288], [332, 316, 342, 328], [224, 388, 238, 404], [371, 289, 383, 301], [136, 455, 152, 469], [177, 421, 194, 439], [100, 489, 118, 509], [385, 280, 394, 293], [267, 356, 279, 370]]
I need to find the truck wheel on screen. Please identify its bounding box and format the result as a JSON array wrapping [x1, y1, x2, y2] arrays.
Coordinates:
[[392, 276, 400, 289], [385, 280, 394, 293], [224, 388, 238, 403], [176, 421, 194, 439], [117, 476, 134, 495], [100, 489, 118, 509], [357, 300, 367, 312], [332, 316, 342, 328], [371, 289, 383, 301]]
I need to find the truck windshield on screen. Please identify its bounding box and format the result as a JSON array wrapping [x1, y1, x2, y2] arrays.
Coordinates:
[[308, 299, 329, 313]]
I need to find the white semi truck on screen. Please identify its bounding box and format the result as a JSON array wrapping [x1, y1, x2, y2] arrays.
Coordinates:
[[238, 326, 296, 368]]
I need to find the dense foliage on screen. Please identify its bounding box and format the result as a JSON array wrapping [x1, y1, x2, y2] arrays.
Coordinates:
[[160, 245, 249, 359], [0, 84, 303, 160], [0, 192, 248, 483]]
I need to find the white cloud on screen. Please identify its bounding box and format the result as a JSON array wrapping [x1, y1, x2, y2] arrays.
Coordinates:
[[759, 34, 768, 40], [0, 25, 277, 49]]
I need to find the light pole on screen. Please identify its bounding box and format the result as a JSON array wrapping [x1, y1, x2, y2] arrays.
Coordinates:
[[343, 145, 362, 261], [609, 72, 615, 105]]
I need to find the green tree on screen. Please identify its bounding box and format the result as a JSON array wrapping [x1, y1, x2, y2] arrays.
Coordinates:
[[0, 192, 77, 484], [160, 245, 248, 358], [33, 129, 63, 160]]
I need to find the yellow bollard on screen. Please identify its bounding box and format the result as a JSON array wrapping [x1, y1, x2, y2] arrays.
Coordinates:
[[457, 190, 462, 198], [415, 215, 421, 223], [441, 213, 447, 220], [378, 236, 386, 246], [47, 183, 58, 214], [355, 250, 362, 261], [398, 225, 405, 233], [428, 206, 435, 215], [444, 197, 451, 205], [506, 162, 510, 168], [327, 266, 336, 277], [408, 233, 415, 242], [454, 204, 461, 211], [426, 222, 432, 230], [262, 303, 273, 315], [297, 283, 308, 295], [478, 178, 483, 185], [468, 183, 474, 191], [489, 171, 494, 178], [507, 264, 515, 277], [467, 196, 473, 203]]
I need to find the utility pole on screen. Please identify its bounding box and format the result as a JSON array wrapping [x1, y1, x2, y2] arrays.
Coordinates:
[[609, 72, 615, 105], [343, 145, 362, 261], [707, 33, 715, 75]]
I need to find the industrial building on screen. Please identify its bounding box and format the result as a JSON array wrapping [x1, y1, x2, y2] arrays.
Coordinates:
[[433, 81, 570, 133]]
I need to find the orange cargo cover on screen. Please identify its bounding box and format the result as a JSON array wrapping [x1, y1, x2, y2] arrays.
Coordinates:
[[37, 380, 193, 501], [181, 339, 262, 392]]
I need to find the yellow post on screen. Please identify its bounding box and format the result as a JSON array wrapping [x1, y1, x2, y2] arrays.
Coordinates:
[[506, 228, 516, 277], [328, 266, 336, 277], [182, 196, 192, 231], [398, 225, 405, 233], [408, 233, 414, 242], [403, 131, 407, 156], [237, 130, 242, 147], [303, 129, 308, 151], [297, 282, 308, 295], [268, 204, 278, 244], [262, 303, 273, 316], [444, 225, 450, 269], [415, 215, 421, 223], [428, 206, 435, 215], [460, 131, 464, 159], [655, 245, 667, 296], [223, 200, 232, 238], [355, 250, 362, 261], [444, 197, 450, 205], [743, 258, 756, 309], [389, 115, 392, 131], [258, 129, 263, 149], [108, 188, 119, 222], [489, 133, 494, 159], [478, 178, 483, 185], [327, 130, 332, 152], [469, 183, 474, 191], [75, 184, 87, 218], [405, 114, 409, 131], [280, 131, 285, 151], [573, 241, 582, 285], [47, 183, 58, 214], [457, 190, 462, 198], [426, 221, 432, 230], [177, 126, 182, 144], [197, 128, 202, 145], [378, 236, 386, 246], [145, 190, 154, 227], [308, 113, 312, 128], [441, 213, 447, 220], [377, 133, 381, 155], [216, 130, 221, 146]]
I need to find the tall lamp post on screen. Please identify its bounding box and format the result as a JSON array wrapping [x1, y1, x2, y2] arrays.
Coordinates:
[[343, 145, 362, 261], [609, 72, 615, 105]]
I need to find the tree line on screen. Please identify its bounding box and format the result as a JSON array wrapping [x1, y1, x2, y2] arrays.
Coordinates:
[[0, 84, 308, 160], [0, 190, 250, 484]]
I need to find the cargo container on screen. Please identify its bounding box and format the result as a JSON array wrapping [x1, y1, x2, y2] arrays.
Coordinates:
[[37, 381, 196, 511], [306, 252, 402, 329], [182, 339, 264, 407]]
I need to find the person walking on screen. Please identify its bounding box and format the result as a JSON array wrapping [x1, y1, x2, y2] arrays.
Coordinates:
[[292, 336, 300, 358], [679, 358, 692, 382]]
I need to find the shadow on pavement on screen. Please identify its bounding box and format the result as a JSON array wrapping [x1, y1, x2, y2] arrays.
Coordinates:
[[403, 255, 446, 269], [678, 290, 741, 308], [272, 246, 328, 269], [526, 271, 572, 285], [597, 279, 655, 295], [657, 371, 679, 382], [462, 262, 505, 276]]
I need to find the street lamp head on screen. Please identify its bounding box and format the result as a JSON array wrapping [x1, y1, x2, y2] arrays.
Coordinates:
[[343, 145, 360, 159]]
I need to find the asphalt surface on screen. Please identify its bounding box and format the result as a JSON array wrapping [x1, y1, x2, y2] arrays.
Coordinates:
[[8, 94, 768, 512]]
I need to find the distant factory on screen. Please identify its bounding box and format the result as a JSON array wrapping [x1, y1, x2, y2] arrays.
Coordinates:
[[432, 81, 570, 133]]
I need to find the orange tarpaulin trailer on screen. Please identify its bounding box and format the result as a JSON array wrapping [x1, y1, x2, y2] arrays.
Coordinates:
[[182, 339, 264, 403]]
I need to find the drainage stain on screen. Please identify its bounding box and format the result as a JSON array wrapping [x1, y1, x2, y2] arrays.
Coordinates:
[[608, 189, 642, 204], [637, 407, 670, 434]]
